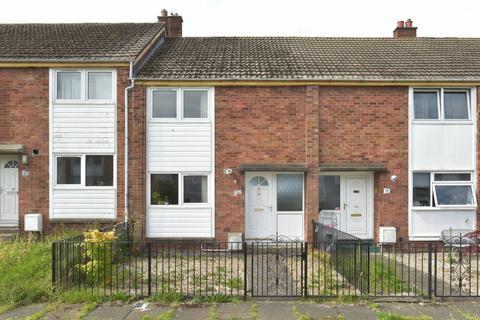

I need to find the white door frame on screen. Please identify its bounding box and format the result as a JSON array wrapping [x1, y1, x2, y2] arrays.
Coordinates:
[[0, 155, 19, 227], [245, 171, 305, 241], [320, 171, 374, 239]]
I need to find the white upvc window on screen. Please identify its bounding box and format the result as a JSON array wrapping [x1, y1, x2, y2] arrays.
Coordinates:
[[412, 172, 476, 208], [413, 88, 471, 121], [150, 88, 210, 121], [54, 70, 115, 103], [150, 173, 210, 206], [55, 155, 115, 188]]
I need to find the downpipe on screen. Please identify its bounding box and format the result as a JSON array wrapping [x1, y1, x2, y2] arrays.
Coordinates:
[[124, 62, 135, 223]]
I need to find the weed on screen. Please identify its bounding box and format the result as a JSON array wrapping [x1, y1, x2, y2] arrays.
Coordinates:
[[0, 238, 53, 307], [249, 302, 259, 320], [375, 311, 432, 320], [148, 292, 186, 304], [192, 294, 239, 304], [76, 302, 99, 320], [208, 303, 218, 320], [156, 309, 176, 320], [25, 303, 58, 320]]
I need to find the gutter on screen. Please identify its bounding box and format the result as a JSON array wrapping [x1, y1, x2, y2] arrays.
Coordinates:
[[124, 61, 135, 222]]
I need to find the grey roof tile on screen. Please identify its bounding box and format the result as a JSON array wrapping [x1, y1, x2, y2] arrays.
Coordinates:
[[137, 37, 480, 81], [0, 23, 164, 62]]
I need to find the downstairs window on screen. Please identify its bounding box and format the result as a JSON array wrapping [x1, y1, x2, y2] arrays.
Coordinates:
[[413, 172, 476, 208]]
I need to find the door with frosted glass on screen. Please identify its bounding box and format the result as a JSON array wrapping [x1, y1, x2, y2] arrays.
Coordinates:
[[245, 174, 273, 239], [276, 173, 304, 241]]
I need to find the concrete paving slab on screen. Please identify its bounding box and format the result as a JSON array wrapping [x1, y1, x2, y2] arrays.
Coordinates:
[[411, 303, 466, 320], [295, 302, 339, 319], [336, 304, 376, 320], [0, 303, 47, 320], [376, 302, 425, 318], [448, 300, 480, 318], [124, 304, 169, 320], [44, 303, 84, 320], [174, 305, 210, 320], [86, 303, 132, 320], [256, 301, 296, 320], [217, 302, 253, 319]]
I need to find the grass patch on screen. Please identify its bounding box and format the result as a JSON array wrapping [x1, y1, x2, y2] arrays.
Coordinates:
[[249, 302, 258, 320], [25, 303, 58, 320], [192, 294, 239, 304], [148, 292, 187, 304], [208, 304, 218, 320], [76, 302, 99, 320], [0, 237, 53, 307], [157, 309, 176, 320], [375, 311, 432, 320]]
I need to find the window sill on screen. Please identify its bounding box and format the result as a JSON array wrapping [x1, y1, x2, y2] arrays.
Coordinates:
[[412, 206, 477, 211], [412, 120, 473, 125]]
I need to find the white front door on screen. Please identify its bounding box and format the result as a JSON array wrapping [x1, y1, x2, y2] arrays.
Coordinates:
[[0, 158, 19, 226], [245, 172, 304, 241], [345, 178, 368, 235], [245, 174, 273, 239], [319, 172, 373, 239]]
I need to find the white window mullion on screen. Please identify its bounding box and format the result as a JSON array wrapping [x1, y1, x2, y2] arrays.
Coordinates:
[[178, 89, 183, 120]]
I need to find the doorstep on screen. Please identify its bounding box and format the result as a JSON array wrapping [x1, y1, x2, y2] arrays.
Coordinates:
[[0, 227, 19, 242]]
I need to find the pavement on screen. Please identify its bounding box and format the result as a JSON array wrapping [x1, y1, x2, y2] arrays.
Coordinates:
[[1, 299, 480, 319]]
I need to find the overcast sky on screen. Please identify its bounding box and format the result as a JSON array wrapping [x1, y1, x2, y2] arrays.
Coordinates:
[[1, 0, 479, 37]]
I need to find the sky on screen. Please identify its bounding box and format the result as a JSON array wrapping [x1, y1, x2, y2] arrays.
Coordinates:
[[0, 0, 479, 37]]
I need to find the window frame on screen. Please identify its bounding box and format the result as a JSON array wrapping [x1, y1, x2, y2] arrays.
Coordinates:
[[54, 154, 116, 189], [55, 155, 83, 187], [433, 184, 476, 207], [412, 89, 441, 121], [442, 89, 471, 121], [412, 171, 476, 209], [149, 88, 211, 122], [149, 172, 211, 207], [412, 88, 472, 123], [54, 69, 116, 104]]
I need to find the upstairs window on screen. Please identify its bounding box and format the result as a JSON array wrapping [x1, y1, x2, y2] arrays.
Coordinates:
[[413, 172, 476, 208], [57, 72, 82, 100], [444, 91, 469, 120], [413, 89, 471, 121], [88, 72, 113, 100], [151, 88, 210, 120], [55, 70, 114, 102], [152, 90, 177, 118]]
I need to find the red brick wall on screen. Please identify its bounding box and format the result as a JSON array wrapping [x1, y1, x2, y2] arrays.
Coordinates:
[[0, 67, 129, 234], [128, 84, 147, 241], [214, 86, 309, 241], [318, 86, 409, 241], [0, 68, 49, 232]]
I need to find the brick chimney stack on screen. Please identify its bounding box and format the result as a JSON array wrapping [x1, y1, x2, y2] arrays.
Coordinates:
[[393, 19, 417, 38], [158, 9, 183, 38]]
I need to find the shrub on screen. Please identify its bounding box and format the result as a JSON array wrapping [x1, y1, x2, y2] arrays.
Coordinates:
[[74, 229, 118, 286]]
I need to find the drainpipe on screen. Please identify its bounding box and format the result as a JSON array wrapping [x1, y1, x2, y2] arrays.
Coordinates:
[[124, 62, 135, 223]]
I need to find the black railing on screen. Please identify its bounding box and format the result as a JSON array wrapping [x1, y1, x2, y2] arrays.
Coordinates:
[[52, 226, 480, 299]]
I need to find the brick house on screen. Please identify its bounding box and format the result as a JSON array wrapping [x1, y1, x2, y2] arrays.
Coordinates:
[[1, 13, 479, 242]]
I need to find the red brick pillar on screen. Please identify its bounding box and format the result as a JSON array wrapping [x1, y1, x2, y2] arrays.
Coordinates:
[[305, 86, 320, 242]]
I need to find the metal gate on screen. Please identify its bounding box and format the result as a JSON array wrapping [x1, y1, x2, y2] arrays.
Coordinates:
[[249, 241, 307, 297]]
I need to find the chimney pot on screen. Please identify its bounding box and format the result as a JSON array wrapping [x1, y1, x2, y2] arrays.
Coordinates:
[[393, 19, 417, 38], [160, 9, 168, 17]]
